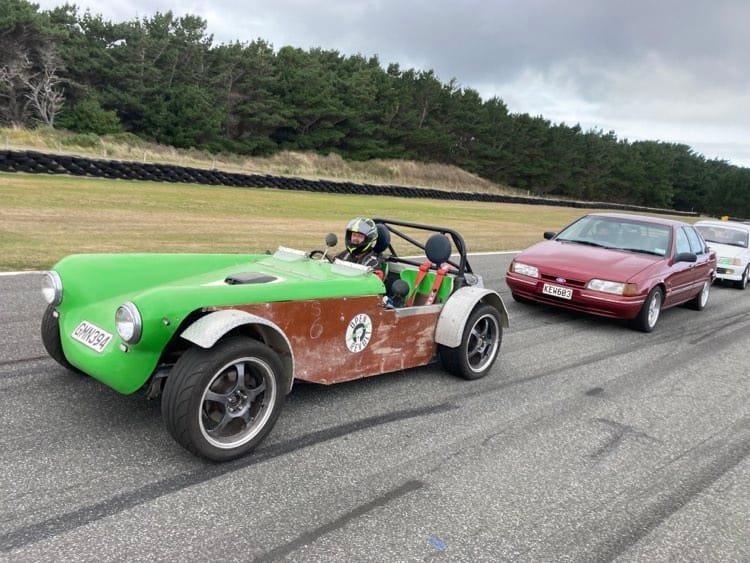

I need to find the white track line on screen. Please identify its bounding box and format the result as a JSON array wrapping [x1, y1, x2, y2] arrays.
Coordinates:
[[0, 271, 44, 276]]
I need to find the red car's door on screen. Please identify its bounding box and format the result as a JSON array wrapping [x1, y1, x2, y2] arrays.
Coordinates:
[[685, 225, 716, 286], [664, 226, 712, 306]]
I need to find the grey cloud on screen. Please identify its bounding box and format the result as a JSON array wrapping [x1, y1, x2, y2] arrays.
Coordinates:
[[33, 0, 750, 165]]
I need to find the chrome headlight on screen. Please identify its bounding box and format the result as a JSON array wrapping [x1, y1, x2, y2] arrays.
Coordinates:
[[511, 261, 539, 278], [115, 302, 143, 344], [41, 271, 63, 305], [587, 279, 638, 296]]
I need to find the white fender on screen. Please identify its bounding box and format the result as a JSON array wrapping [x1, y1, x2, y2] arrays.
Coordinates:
[[435, 287, 510, 348], [181, 309, 295, 392]]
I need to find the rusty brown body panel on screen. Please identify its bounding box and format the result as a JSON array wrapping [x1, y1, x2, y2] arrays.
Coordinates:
[[230, 296, 440, 384]]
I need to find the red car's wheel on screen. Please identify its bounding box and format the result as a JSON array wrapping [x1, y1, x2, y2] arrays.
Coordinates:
[[632, 287, 663, 332]]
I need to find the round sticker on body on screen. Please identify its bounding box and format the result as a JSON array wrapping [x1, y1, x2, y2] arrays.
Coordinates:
[[345, 313, 373, 353]]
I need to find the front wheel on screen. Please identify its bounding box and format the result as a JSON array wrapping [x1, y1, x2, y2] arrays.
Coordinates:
[[734, 267, 749, 290], [631, 287, 663, 332], [439, 303, 502, 380], [41, 305, 78, 372], [161, 337, 287, 461]]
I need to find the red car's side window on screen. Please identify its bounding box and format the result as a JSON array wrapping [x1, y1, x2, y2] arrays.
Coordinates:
[[675, 228, 692, 255], [684, 227, 706, 254]]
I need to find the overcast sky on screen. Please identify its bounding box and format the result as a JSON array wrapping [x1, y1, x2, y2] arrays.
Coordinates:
[[35, 0, 750, 168]]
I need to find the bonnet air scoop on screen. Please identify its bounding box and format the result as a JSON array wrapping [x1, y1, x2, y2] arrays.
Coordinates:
[[224, 272, 278, 285]]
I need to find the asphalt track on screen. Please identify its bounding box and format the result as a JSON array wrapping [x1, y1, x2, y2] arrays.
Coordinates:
[[1, 254, 749, 562]]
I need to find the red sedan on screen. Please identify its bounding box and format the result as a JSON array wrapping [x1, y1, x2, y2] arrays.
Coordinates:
[[505, 212, 717, 331]]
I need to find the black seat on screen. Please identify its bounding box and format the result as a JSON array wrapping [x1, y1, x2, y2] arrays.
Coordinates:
[[373, 222, 391, 280], [373, 222, 391, 254]]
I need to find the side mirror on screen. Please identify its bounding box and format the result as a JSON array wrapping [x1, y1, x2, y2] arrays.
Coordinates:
[[674, 252, 697, 263], [544, 231, 556, 240], [325, 233, 338, 247]]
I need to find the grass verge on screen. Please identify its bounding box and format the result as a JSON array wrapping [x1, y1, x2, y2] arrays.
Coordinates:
[[0, 172, 698, 271]]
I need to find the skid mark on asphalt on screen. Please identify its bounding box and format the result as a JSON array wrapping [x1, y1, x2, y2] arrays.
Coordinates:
[[507, 416, 750, 563], [588, 417, 662, 459], [585, 415, 750, 562], [0, 357, 57, 380], [252, 480, 424, 562], [0, 356, 49, 370], [0, 403, 456, 552]]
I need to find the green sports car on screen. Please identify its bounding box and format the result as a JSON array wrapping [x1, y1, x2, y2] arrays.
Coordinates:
[[41, 219, 509, 461]]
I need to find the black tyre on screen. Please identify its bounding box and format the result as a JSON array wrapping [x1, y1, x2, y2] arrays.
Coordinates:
[[631, 287, 663, 332], [439, 304, 502, 380], [41, 305, 78, 372], [511, 292, 532, 304], [161, 337, 287, 461], [686, 279, 710, 310], [734, 267, 749, 290]]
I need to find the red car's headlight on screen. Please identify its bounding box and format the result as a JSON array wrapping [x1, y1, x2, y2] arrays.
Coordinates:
[[511, 261, 539, 278], [587, 279, 638, 296]]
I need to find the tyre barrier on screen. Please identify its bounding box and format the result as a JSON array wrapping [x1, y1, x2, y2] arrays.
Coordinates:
[[0, 149, 699, 217]]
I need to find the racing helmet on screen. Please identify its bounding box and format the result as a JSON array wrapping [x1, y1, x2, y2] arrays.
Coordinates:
[[345, 217, 378, 254]]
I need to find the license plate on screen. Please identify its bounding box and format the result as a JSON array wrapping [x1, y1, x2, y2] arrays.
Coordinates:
[[72, 321, 113, 353], [542, 283, 573, 300]]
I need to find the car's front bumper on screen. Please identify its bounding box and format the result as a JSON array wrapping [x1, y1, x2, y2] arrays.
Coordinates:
[[506, 273, 646, 320], [715, 266, 745, 281], [56, 304, 169, 394]]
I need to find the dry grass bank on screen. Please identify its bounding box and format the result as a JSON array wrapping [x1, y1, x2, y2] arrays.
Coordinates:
[[1, 126, 511, 194]]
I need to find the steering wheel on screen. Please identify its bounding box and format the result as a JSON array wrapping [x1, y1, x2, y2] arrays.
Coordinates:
[[308, 249, 334, 262]]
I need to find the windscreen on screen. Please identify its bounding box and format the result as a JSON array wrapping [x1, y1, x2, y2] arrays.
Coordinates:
[[556, 216, 671, 256], [694, 225, 749, 248]]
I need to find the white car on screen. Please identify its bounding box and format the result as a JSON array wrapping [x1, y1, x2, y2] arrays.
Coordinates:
[[694, 220, 750, 289]]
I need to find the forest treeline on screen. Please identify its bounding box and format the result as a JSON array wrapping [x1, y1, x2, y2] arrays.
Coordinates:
[[1, 0, 748, 216]]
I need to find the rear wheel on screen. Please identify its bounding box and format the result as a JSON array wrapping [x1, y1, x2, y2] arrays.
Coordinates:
[[734, 267, 749, 290], [439, 304, 502, 380], [632, 287, 663, 332], [686, 279, 710, 310], [161, 337, 287, 461]]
